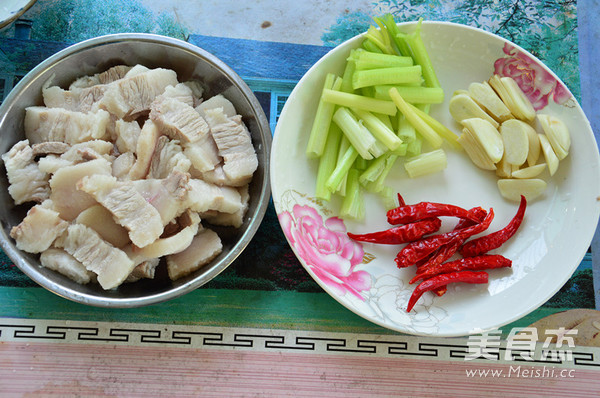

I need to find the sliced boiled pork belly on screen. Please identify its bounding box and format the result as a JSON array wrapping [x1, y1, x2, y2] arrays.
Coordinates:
[[200, 184, 250, 228], [24, 106, 110, 144], [150, 96, 220, 172], [114, 119, 141, 154], [147, 136, 191, 179], [77, 174, 164, 248], [55, 223, 135, 290], [10, 202, 68, 253], [2, 140, 50, 204], [204, 107, 257, 186], [40, 248, 95, 285], [129, 120, 160, 180], [43, 85, 108, 113], [69, 65, 132, 90], [166, 227, 223, 280], [31, 142, 70, 157], [132, 171, 190, 226], [75, 204, 130, 248], [185, 178, 243, 214], [98, 68, 178, 119]]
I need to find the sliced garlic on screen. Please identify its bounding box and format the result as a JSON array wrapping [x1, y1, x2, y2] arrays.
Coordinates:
[[523, 122, 541, 166], [461, 118, 504, 163], [468, 81, 513, 123], [458, 128, 496, 170], [538, 114, 570, 160], [499, 119, 529, 166], [495, 153, 512, 178], [488, 75, 536, 122], [498, 178, 547, 202], [511, 163, 547, 179], [449, 93, 499, 128], [538, 133, 559, 176]]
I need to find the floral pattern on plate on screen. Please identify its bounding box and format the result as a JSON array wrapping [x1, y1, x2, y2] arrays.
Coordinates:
[[494, 43, 572, 110]]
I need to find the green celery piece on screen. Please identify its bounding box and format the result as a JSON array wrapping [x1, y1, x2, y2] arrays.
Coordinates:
[[322, 89, 397, 116], [340, 168, 365, 220], [403, 19, 441, 88], [397, 114, 416, 144], [352, 108, 402, 151], [362, 38, 384, 53], [332, 107, 376, 160], [326, 144, 359, 192], [376, 112, 394, 131], [315, 123, 342, 200], [306, 74, 342, 158], [373, 85, 444, 104], [352, 65, 423, 90], [365, 153, 399, 193], [352, 49, 413, 70], [365, 24, 394, 54], [389, 87, 442, 148], [334, 136, 351, 195], [341, 54, 357, 93], [406, 134, 422, 156], [380, 13, 411, 56], [390, 142, 408, 156], [407, 102, 461, 150], [379, 185, 398, 210], [404, 148, 447, 178], [359, 155, 388, 185], [354, 156, 369, 170]]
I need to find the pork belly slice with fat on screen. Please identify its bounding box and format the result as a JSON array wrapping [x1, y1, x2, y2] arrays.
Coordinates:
[[114, 119, 141, 154], [10, 203, 68, 253], [24, 107, 110, 145], [167, 227, 223, 281], [49, 158, 112, 221], [37, 140, 114, 175], [40, 248, 95, 285], [204, 108, 257, 186], [125, 258, 160, 283], [98, 67, 178, 119], [155, 83, 195, 107], [69, 65, 132, 90], [77, 174, 164, 248], [132, 171, 190, 226], [112, 152, 136, 180], [2, 140, 50, 204], [128, 120, 160, 180], [32, 142, 70, 157], [200, 184, 250, 228], [43, 85, 108, 113], [148, 136, 191, 179], [75, 204, 130, 248], [125, 210, 200, 265], [185, 178, 243, 214], [55, 223, 135, 290], [195, 94, 236, 119]]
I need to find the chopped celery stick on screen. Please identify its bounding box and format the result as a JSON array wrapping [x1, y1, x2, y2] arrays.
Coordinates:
[[322, 89, 397, 116], [351, 49, 413, 70], [389, 87, 443, 148], [306, 74, 342, 158], [360, 86, 375, 98], [365, 25, 394, 54], [334, 136, 351, 195], [380, 185, 398, 210], [376, 113, 394, 131], [379, 13, 411, 56], [341, 53, 357, 93], [362, 38, 383, 53], [406, 134, 422, 156], [352, 65, 422, 90], [359, 155, 388, 185], [340, 169, 365, 220], [397, 114, 416, 144], [315, 123, 342, 200], [352, 108, 402, 150], [355, 156, 369, 170], [407, 102, 461, 150], [390, 142, 408, 156], [373, 85, 444, 104], [370, 139, 388, 158], [332, 107, 376, 160], [403, 19, 441, 88], [371, 153, 399, 192], [326, 145, 358, 192], [404, 149, 447, 178]]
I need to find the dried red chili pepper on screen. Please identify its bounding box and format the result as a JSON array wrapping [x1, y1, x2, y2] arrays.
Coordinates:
[[410, 236, 465, 284], [453, 207, 488, 230], [406, 271, 489, 312], [387, 201, 483, 225], [459, 196, 526, 258], [433, 286, 447, 297], [412, 254, 512, 283], [395, 209, 494, 268], [348, 218, 442, 244]]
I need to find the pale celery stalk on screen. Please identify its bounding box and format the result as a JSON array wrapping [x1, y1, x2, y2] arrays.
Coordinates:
[[340, 168, 365, 220], [373, 85, 444, 104], [352, 108, 402, 150], [351, 49, 413, 70], [334, 136, 351, 194], [379, 13, 411, 56], [306, 74, 342, 158], [326, 144, 358, 192], [332, 107, 376, 160], [379, 185, 398, 210], [407, 134, 422, 156], [407, 102, 461, 150], [397, 114, 416, 144], [354, 157, 369, 170], [365, 25, 394, 54], [402, 19, 441, 88], [315, 123, 342, 200], [322, 89, 397, 116], [352, 65, 423, 90], [390, 142, 408, 156], [376, 113, 394, 131], [404, 149, 447, 178], [362, 38, 383, 53], [389, 87, 443, 148], [341, 53, 357, 93], [359, 154, 388, 185], [368, 153, 399, 192], [370, 139, 389, 158]]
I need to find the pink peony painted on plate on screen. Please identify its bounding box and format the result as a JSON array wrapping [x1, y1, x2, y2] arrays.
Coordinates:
[[278, 204, 371, 300], [494, 43, 571, 111]]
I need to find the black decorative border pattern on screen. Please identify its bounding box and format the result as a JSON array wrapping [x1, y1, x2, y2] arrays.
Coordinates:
[[1, 320, 598, 369]]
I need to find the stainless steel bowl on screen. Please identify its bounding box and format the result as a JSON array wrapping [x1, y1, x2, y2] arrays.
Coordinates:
[[0, 33, 271, 307]]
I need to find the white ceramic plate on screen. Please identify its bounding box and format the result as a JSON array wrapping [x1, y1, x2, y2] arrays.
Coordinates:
[[271, 21, 600, 337]]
